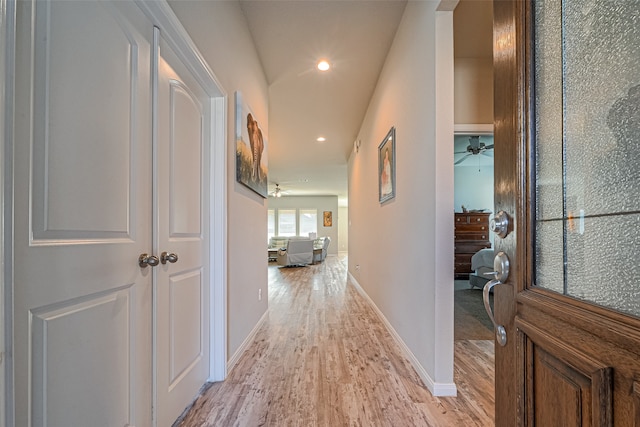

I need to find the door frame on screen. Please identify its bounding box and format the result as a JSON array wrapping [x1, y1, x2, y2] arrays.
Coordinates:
[[493, 1, 527, 424], [135, 0, 228, 384], [1, 0, 16, 425], [1, 1, 228, 425]]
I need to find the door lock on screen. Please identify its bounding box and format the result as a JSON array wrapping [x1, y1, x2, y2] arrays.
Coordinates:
[[138, 253, 160, 268], [490, 210, 510, 238]]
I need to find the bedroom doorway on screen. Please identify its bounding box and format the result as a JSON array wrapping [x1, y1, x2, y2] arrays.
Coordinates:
[[453, 131, 495, 341], [452, 0, 495, 328]]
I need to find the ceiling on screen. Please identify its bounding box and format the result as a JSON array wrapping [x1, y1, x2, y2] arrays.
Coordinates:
[[239, 0, 492, 206]]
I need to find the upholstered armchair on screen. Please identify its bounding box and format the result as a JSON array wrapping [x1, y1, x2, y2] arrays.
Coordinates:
[[276, 239, 314, 267], [313, 237, 331, 264]]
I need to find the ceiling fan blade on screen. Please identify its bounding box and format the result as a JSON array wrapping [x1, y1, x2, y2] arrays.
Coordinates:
[[484, 144, 494, 150], [454, 154, 472, 165], [454, 150, 468, 154]]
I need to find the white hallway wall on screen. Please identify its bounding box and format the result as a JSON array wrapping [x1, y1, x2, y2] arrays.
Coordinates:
[[348, 2, 456, 394], [169, 1, 269, 362], [338, 206, 348, 254]]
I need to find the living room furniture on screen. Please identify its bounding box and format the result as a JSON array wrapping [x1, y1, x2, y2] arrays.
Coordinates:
[[268, 236, 295, 261], [454, 212, 491, 279], [312, 237, 331, 264], [469, 248, 494, 288], [276, 239, 314, 267]]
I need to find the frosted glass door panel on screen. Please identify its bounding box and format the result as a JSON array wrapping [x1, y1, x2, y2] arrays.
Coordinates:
[[534, 0, 640, 317]]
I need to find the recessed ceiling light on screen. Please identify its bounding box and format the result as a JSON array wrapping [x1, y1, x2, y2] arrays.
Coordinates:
[[317, 60, 330, 71], [316, 137, 326, 142]]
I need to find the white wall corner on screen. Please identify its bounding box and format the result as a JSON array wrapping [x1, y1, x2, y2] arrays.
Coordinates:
[[348, 273, 457, 397], [436, 0, 459, 12], [433, 7, 456, 385]]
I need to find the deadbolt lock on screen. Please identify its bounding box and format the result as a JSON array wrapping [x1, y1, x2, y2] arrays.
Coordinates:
[[490, 210, 510, 238]]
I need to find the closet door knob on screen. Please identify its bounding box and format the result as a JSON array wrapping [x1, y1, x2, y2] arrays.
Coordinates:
[[161, 252, 179, 264], [139, 254, 160, 268]]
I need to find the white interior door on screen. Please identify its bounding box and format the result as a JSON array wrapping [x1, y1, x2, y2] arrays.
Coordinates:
[[13, 1, 154, 426], [154, 29, 211, 426]]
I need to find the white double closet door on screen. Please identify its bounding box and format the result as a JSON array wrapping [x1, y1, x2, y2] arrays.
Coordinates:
[[13, 1, 210, 426]]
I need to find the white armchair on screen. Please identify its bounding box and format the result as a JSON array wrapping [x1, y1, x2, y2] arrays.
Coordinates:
[[277, 239, 314, 267], [313, 237, 331, 263]]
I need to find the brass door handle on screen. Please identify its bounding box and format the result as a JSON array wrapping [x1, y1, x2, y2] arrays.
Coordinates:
[[139, 253, 160, 268], [161, 252, 179, 265]]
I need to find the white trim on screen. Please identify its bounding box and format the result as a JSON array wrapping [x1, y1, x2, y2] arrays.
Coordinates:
[[434, 7, 457, 395], [135, 0, 224, 98], [1, 0, 15, 425], [348, 273, 457, 397], [454, 123, 494, 135], [226, 311, 268, 374], [135, 0, 228, 386], [209, 95, 227, 382]]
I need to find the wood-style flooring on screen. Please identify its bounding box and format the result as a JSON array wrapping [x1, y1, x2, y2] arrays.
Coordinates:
[[176, 256, 494, 426]]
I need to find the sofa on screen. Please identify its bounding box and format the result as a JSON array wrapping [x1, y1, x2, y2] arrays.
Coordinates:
[[268, 236, 290, 250], [276, 239, 314, 267]]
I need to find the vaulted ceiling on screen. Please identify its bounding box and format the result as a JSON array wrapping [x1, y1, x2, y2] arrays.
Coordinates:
[[239, 0, 493, 205]]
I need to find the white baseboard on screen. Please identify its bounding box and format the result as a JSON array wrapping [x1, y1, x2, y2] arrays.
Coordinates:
[[226, 310, 268, 373], [347, 272, 457, 397]]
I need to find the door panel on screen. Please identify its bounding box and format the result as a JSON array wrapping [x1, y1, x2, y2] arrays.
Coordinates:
[[31, 289, 135, 427], [155, 30, 210, 426], [518, 319, 612, 426], [31, 1, 135, 240], [493, 1, 640, 426], [14, 1, 153, 425]]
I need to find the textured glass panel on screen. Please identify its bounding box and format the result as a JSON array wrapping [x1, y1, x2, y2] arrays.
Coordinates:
[[534, 0, 564, 221], [534, 0, 640, 317], [534, 220, 564, 294], [563, 1, 640, 216], [566, 214, 640, 316]]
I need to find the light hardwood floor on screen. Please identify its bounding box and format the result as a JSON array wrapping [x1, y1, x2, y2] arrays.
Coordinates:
[[176, 256, 494, 426]]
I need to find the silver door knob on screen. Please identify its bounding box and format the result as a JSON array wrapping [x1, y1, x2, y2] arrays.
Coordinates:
[[161, 252, 179, 265], [139, 253, 160, 268]]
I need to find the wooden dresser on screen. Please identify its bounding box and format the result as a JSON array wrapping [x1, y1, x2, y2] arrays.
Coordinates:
[[454, 212, 491, 279]]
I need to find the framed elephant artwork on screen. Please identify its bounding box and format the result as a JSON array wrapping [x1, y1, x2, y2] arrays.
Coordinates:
[[235, 91, 268, 198]]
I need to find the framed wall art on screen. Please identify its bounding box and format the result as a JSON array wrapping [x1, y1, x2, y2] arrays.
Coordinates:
[[235, 91, 268, 198], [323, 211, 332, 227], [378, 127, 396, 203]]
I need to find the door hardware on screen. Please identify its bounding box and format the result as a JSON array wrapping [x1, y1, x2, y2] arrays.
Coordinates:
[[490, 210, 510, 238], [161, 252, 179, 264], [138, 253, 160, 268], [483, 251, 510, 346]]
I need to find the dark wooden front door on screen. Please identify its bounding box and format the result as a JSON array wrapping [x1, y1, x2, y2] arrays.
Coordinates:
[[493, 1, 640, 425]]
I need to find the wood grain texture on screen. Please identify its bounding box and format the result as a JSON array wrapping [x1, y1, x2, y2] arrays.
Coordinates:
[[176, 256, 494, 426]]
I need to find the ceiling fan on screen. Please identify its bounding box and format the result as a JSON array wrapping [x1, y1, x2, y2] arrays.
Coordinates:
[[270, 184, 291, 198], [454, 136, 494, 165]]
